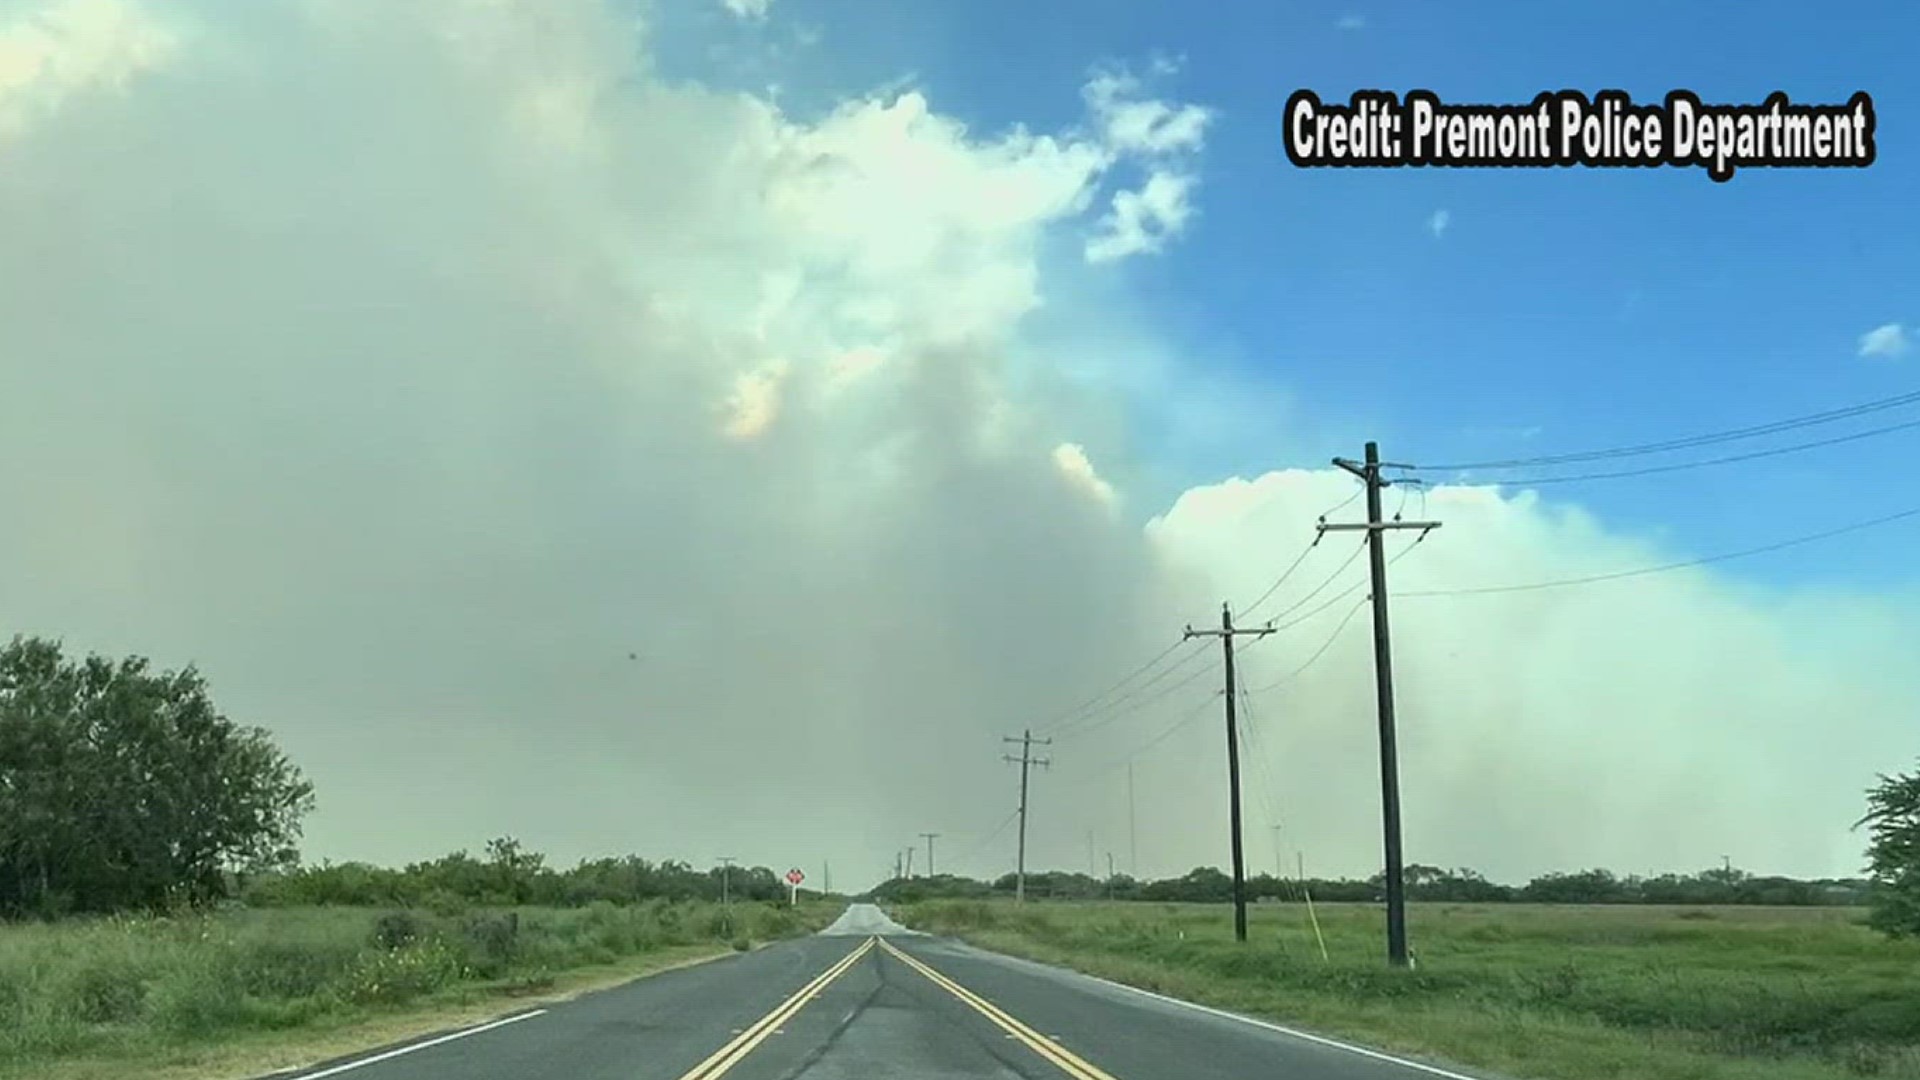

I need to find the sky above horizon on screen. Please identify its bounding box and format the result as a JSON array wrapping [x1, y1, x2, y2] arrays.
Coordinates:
[[1, 0, 1915, 890]]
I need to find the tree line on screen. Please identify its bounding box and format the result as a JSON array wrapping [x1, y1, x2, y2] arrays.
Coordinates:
[[4, 634, 1918, 938], [242, 837, 811, 910], [865, 864, 1874, 908]]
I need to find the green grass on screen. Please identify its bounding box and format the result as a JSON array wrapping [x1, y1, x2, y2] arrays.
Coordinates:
[[892, 899, 1920, 1080], [0, 899, 838, 1079]]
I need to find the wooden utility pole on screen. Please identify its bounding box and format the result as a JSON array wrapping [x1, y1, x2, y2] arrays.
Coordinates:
[[1325, 441, 1440, 968], [922, 833, 940, 877], [716, 856, 737, 933], [1183, 603, 1274, 942], [1127, 761, 1138, 878], [1003, 730, 1051, 902]]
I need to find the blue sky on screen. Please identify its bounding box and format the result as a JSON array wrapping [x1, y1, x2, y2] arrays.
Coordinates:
[[653, 0, 1919, 593]]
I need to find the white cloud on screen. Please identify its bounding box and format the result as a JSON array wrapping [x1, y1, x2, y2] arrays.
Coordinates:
[[1077, 64, 1211, 265], [0, 0, 176, 140], [1337, 14, 1367, 30], [1082, 68, 1211, 157], [1428, 208, 1451, 238], [0, 0, 1910, 889], [1858, 321, 1911, 359], [1053, 442, 1117, 508], [1087, 171, 1195, 263], [720, 0, 772, 21], [721, 360, 789, 440]]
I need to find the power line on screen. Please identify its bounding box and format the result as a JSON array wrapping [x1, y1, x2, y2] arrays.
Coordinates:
[[1402, 504, 1920, 598], [947, 810, 1019, 876], [1032, 637, 1190, 735], [1259, 536, 1367, 627], [1451, 415, 1920, 487], [1048, 641, 1216, 739], [1239, 532, 1432, 659], [1247, 596, 1369, 694], [1083, 691, 1222, 777], [1061, 537, 1425, 744], [1233, 666, 1287, 882], [1052, 645, 1225, 741], [1239, 537, 1321, 619], [1414, 387, 1920, 472], [1239, 482, 1366, 618]]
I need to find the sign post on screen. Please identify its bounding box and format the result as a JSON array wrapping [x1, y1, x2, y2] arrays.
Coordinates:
[[785, 867, 804, 906]]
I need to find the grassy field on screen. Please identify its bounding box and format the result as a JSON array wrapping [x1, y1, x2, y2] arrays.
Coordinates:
[[0, 898, 840, 1080], [892, 899, 1920, 1080]]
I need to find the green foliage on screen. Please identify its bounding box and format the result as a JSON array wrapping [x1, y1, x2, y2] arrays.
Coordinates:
[[896, 899, 1920, 1080], [240, 846, 809, 912], [867, 864, 1870, 908], [1858, 763, 1920, 938], [371, 911, 427, 951], [0, 635, 315, 917], [0, 900, 839, 1075]]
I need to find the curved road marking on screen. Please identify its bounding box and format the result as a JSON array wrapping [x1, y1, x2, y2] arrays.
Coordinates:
[[674, 936, 876, 1080], [878, 938, 1122, 1080]]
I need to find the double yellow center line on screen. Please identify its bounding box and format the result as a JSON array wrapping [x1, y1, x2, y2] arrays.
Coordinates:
[[674, 934, 1120, 1080], [673, 936, 876, 1080], [877, 937, 1121, 1080]]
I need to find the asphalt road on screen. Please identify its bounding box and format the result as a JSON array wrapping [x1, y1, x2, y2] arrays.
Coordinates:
[[275, 904, 1480, 1080]]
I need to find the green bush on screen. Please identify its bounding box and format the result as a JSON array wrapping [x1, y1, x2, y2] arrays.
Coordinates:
[[371, 911, 426, 950]]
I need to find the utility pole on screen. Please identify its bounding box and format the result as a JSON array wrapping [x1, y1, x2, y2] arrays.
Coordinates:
[[1106, 852, 1115, 900], [824, 861, 832, 896], [1127, 761, 1138, 878], [922, 833, 940, 877], [1087, 831, 1095, 877], [1325, 441, 1441, 968], [894, 851, 902, 880], [716, 857, 736, 933], [1003, 730, 1051, 903], [904, 847, 914, 879], [1183, 602, 1274, 943]]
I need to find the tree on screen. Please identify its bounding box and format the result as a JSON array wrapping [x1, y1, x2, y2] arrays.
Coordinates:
[[1858, 762, 1920, 938], [0, 635, 315, 916]]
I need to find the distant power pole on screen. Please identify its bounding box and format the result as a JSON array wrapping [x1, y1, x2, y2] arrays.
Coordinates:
[[1324, 441, 1441, 968], [1127, 761, 1138, 878], [716, 856, 737, 932], [894, 851, 902, 880], [1003, 729, 1052, 902], [1184, 602, 1274, 943], [1086, 831, 1095, 876], [904, 847, 915, 879], [922, 833, 940, 877], [824, 861, 832, 895]]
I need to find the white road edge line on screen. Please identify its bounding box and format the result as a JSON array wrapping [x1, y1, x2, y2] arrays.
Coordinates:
[[286, 1008, 548, 1079], [1016, 957, 1483, 1080]]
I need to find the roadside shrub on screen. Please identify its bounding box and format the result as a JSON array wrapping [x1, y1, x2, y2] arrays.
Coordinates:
[[63, 963, 147, 1024], [332, 941, 462, 1006], [372, 911, 427, 950], [460, 913, 520, 977]]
